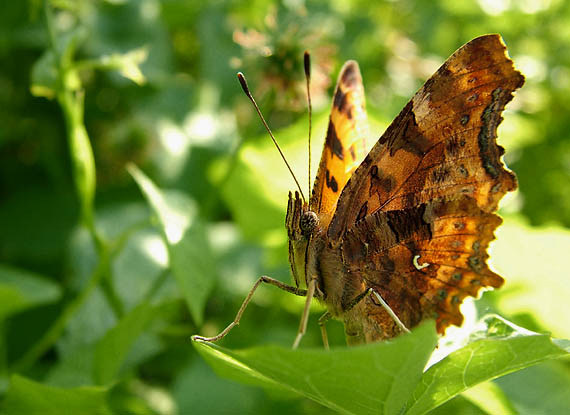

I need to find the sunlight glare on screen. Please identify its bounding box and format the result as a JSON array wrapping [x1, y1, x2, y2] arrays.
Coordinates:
[[158, 120, 189, 157], [427, 299, 478, 367], [518, 0, 551, 13], [141, 234, 169, 267], [477, 0, 511, 15], [515, 55, 547, 82], [186, 112, 217, 143]]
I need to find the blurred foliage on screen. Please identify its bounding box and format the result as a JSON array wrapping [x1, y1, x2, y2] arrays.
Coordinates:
[[0, 0, 569, 414]]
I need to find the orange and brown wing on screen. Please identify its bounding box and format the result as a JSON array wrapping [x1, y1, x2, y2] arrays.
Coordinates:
[[342, 196, 504, 337], [310, 61, 368, 229], [328, 34, 524, 241], [334, 34, 524, 337]]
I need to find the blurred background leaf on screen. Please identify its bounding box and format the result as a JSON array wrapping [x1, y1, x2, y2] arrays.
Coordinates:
[[1, 0, 569, 414]]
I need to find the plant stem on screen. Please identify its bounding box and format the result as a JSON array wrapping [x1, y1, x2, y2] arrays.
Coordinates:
[[11, 245, 111, 373], [9, 2, 122, 372]]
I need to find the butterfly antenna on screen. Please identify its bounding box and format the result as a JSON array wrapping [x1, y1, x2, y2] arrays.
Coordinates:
[[237, 72, 306, 203], [304, 51, 312, 210]]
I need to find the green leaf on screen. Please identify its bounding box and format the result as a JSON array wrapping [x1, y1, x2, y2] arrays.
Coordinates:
[[460, 381, 517, 415], [93, 303, 156, 385], [0, 265, 61, 320], [194, 321, 438, 415], [405, 316, 570, 415], [0, 375, 111, 415], [29, 50, 58, 99], [129, 165, 215, 325], [95, 47, 148, 85]]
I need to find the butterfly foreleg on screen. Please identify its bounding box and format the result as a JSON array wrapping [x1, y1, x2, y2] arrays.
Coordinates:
[[292, 275, 318, 349], [318, 311, 332, 350], [193, 276, 307, 343]]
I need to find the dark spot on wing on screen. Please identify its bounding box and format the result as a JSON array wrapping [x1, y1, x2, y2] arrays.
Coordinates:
[[333, 87, 351, 117], [369, 165, 395, 196], [472, 241, 481, 252], [325, 121, 344, 160], [460, 114, 470, 125], [381, 102, 431, 157], [325, 169, 339, 192], [341, 63, 358, 88], [478, 87, 509, 179], [356, 202, 368, 222], [349, 144, 356, 161], [468, 255, 483, 272]]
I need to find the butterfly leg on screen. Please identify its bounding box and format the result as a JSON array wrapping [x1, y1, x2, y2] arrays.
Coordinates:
[[318, 312, 332, 350], [192, 276, 307, 343], [292, 275, 318, 349], [369, 289, 410, 334], [344, 288, 410, 334]]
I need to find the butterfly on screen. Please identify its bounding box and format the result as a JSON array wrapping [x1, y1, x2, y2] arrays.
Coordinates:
[[194, 34, 524, 348]]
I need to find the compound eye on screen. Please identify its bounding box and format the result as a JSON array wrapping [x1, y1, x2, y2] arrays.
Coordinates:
[[300, 211, 318, 236]]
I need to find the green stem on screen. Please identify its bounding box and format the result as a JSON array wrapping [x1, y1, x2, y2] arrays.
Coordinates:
[[143, 269, 170, 304], [11, 245, 111, 373], [9, 2, 121, 372]]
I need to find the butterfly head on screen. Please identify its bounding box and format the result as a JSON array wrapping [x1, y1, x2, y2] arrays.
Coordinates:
[[286, 191, 320, 288]]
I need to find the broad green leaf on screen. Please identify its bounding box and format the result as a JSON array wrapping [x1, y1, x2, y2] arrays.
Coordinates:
[[405, 316, 570, 415], [93, 303, 156, 385], [129, 165, 215, 325], [0, 265, 61, 319], [0, 375, 111, 415], [194, 321, 438, 415]]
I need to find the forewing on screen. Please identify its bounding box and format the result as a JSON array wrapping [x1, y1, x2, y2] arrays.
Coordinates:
[[328, 34, 524, 241], [310, 61, 368, 229]]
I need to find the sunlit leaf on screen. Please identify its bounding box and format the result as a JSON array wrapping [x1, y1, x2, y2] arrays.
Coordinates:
[[460, 381, 516, 415], [129, 164, 215, 325], [194, 321, 438, 415], [405, 316, 570, 415], [94, 47, 148, 85]]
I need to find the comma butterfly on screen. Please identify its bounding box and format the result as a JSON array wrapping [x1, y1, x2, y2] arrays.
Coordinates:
[[194, 34, 524, 348]]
